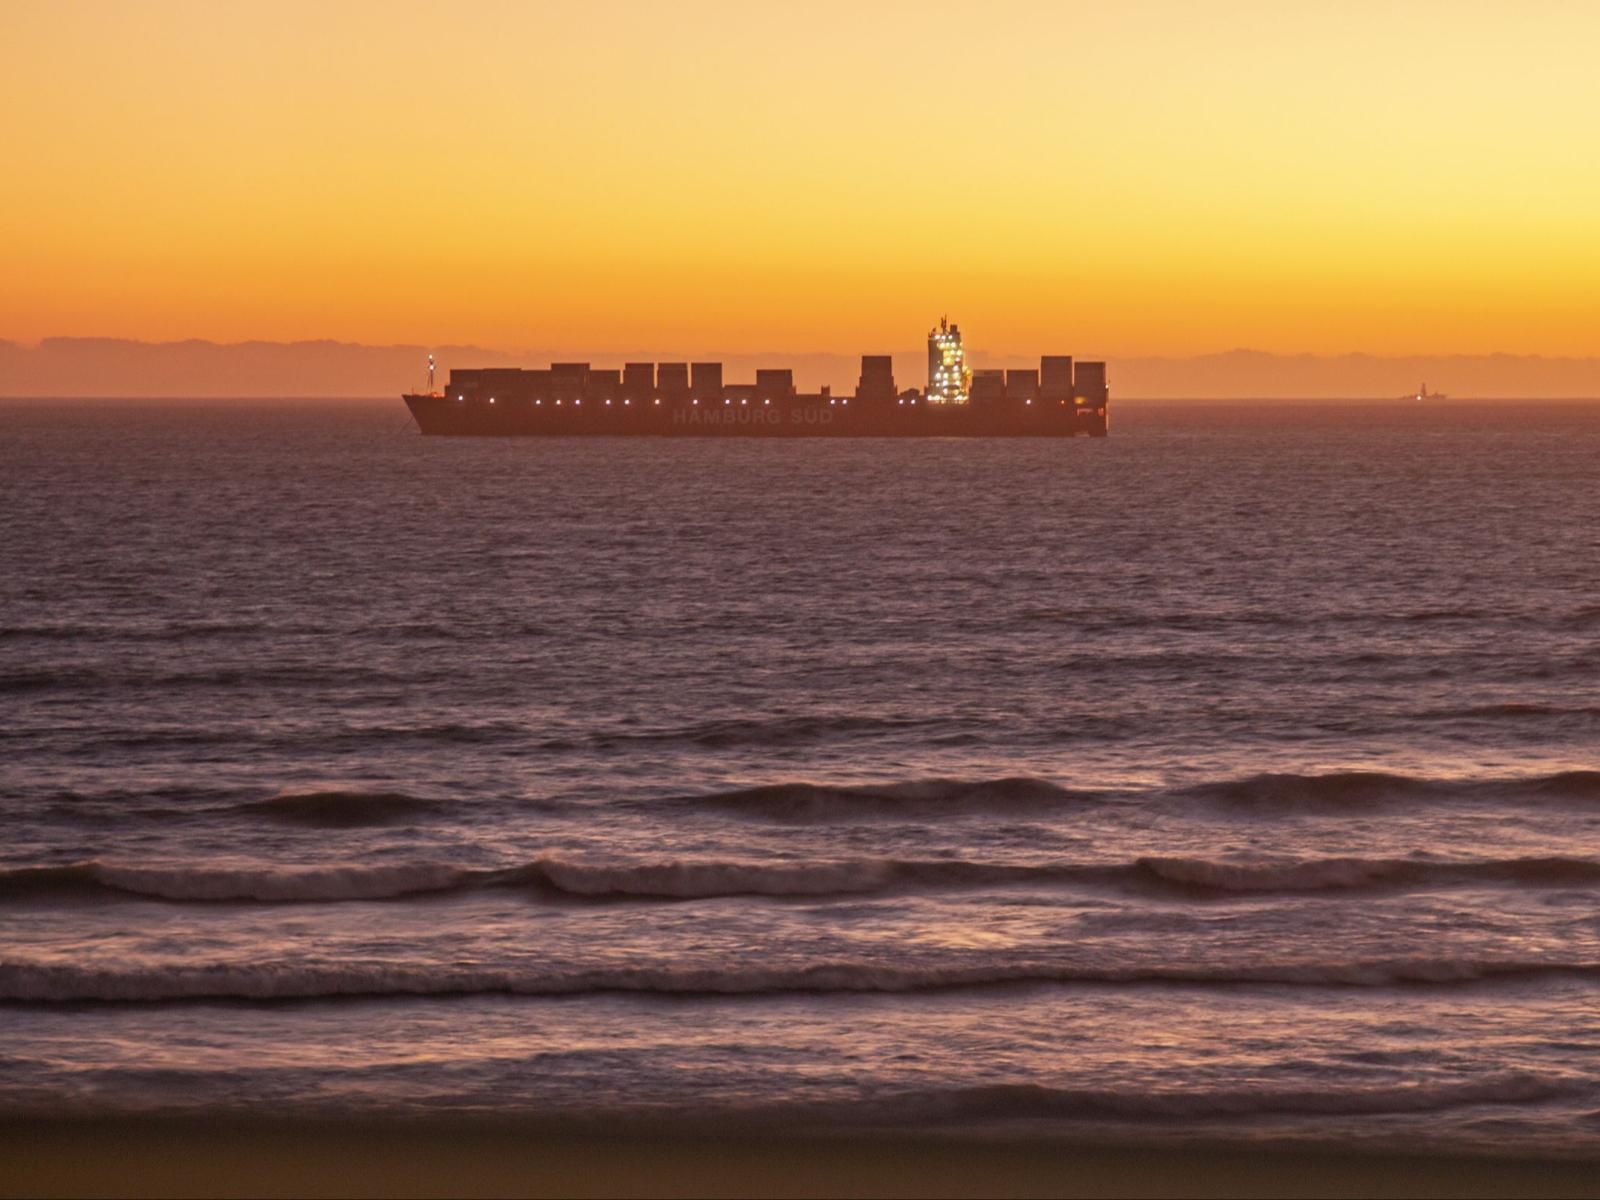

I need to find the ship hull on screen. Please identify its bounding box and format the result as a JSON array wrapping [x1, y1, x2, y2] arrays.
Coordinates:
[[403, 395, 1108, 437]]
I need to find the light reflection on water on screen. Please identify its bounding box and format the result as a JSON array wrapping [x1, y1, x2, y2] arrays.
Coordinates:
[[1, 400, 1599, 1151]]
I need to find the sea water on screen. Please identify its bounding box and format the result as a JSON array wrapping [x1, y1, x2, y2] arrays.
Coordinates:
[[3, 398, 1599, 1154]]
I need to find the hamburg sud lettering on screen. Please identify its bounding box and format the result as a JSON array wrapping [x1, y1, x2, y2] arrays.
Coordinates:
[[673, 406, 834, 426]]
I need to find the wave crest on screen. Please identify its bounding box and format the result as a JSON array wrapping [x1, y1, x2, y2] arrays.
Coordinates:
[[5, 850, 1600, 906], [1173, 768, 1600, 810], [1135, 854, 1600, 892], [677, 777, 1097, 822], [556, 714, 943, 753], [235, 789, 444, 827], [856, 1073, 1569, 1124], [1175, 771, 1445, 809], [5, 957, 1597, 1004], [661, 769, 1600, 823]]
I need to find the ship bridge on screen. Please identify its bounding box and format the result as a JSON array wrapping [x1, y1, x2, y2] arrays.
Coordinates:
[[927, 316, 971, 405]]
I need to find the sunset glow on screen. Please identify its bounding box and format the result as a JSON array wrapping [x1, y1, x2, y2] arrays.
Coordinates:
[[11, 6, 1600, 1185], [5, 0, 1600, 358]]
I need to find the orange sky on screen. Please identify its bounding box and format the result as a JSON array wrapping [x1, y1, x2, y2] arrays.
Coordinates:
[[4, 0, 1598, 359]]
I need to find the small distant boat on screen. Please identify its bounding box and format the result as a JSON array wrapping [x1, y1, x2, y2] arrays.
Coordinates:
[[1405, 382, 1447, 401]]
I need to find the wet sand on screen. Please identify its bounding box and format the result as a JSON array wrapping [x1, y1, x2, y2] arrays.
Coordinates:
[[3, 1118, 1598, 1199]]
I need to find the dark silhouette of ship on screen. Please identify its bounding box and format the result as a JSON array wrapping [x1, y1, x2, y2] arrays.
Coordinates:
[[1404, 382, 1448, 402], [402, 322, 1109, 437]]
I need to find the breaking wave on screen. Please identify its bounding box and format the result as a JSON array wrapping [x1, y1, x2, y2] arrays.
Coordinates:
[[5, 850, 1599, 906], [17, 770, 1600, 833]]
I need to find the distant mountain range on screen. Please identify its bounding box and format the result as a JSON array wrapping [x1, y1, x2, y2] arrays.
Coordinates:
[[4, 337, 1599, 399]]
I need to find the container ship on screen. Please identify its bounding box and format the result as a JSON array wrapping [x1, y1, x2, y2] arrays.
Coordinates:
[[403, 319, 1108, 437]]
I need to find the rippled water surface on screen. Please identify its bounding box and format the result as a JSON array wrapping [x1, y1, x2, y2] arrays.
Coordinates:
[[3, 399, 1599, 1153]]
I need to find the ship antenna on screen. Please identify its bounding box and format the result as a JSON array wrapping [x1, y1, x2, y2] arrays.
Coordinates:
[[428, 353, 435, 393]]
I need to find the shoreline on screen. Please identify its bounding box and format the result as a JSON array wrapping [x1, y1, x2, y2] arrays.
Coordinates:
[[4, 1117, 1598, 1199]]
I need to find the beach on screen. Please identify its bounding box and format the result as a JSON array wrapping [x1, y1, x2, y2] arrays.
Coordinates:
[[6, 1119, 1600, 1199]]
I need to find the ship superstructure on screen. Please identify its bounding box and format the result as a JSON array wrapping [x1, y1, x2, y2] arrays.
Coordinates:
[[403, 322, 1108, 437], [1405, 382, 1448, 401], [927, 317, 971, 405]]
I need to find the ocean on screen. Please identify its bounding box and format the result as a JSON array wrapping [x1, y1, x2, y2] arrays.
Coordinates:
[[3, 398, 1600, 1157]]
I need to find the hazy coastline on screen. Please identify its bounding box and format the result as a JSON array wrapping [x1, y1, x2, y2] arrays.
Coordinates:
[[7, 337, 1600, 400]]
